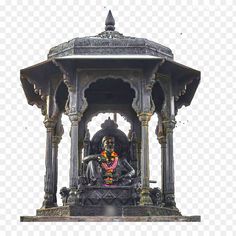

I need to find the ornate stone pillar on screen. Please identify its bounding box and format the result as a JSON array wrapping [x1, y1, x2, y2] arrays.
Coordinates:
[[130, 131, 138, 172], [156, 113, 165, 198], [41, 117, 55, 208], [83, 129, 90, 157], [51, 137, 58, 207], [157, 112, 177, 208], [163, 117, 176, 208], [78, 142, 83, 176], [51, 118, 63, 207], [82, 129, 90, 176], [138, 112, 153, 205], [157, 74, 177, 208], [67, 112, 81, 204]]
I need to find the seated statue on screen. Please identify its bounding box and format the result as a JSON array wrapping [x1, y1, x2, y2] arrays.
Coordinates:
[[83, 136, 135, 186]]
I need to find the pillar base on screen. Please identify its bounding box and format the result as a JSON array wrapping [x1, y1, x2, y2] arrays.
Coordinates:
[[41, 193, 55, 209], [163, 193, 177, 209], [139, 188, 153, 206]]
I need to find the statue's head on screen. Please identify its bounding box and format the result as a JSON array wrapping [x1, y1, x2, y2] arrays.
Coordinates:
[[102, 136, 115, 153]]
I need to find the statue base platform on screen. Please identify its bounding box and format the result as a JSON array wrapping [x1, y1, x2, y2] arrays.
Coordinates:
[[20, 205, 200, 221], [36, 205, 181, 217], [20, 215, 200, 222]]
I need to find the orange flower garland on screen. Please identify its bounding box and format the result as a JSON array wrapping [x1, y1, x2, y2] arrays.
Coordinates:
[[99, 151, 118, 185]]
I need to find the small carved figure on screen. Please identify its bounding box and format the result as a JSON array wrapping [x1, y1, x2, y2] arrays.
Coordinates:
[[83, 136, 135, 186], [149, 187, 162, 206], [59, 187, 70, 206]]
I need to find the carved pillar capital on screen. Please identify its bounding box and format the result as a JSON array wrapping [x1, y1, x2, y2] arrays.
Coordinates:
[[156, 122, 166, 145], [156, 112, 166, 144], [52, 125, 64, 146], [52, 135, 62, 146], [43, 117, 56, 130], [138, 112, 152, 126], [163, 119, 176, 132], [69, 112, 82, 126]]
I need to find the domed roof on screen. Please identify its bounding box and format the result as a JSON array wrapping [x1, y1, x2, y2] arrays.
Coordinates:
[[48, 10, 173, 59], [21, 10, 200, 113]]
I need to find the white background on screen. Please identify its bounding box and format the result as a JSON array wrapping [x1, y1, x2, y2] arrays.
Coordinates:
[[0, 0, 236, 235]]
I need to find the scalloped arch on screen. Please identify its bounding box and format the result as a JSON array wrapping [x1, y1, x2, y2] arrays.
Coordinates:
[[77, 70, 142, 116]]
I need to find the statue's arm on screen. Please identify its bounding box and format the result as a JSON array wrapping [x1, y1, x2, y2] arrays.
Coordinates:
[[122, 159, 135, 177], [83, 154, 98, 163]]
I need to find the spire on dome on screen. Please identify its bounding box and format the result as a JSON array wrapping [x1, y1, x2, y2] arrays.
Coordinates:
[[105, 10, 115, 31]]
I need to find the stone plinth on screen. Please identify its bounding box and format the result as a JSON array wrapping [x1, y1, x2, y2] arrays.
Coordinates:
[[35, 205, 181, 217], [20, 215, 200, 222]]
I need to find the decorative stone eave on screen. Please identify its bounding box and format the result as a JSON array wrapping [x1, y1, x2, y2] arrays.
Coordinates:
[[20, 59, 63, 108], [158, 60, 200, 110], [47, 36, 174, 60], [20, 56, 200, 111]]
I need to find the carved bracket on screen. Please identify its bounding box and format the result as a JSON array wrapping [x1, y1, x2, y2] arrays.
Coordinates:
[[145, 59, 165, 92], [52, 59, 75, 92]]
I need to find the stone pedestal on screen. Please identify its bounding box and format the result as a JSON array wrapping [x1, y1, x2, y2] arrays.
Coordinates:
[[78, 186, 138, 206], [20, 215, 201, 222], [20, 205, 200, 222], [36, 205, 180, 216]]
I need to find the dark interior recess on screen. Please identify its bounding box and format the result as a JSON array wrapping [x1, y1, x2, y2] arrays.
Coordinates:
[[152, 81, 165, 113], [85, 78, 135, 105]]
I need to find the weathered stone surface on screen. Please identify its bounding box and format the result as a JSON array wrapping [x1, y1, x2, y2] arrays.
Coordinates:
[[36, 205, 182, 217], [20, 215, 201, 222], [47, 31, 173, 59], [123, 206, 181, 216], [78, 186, 138, 206]]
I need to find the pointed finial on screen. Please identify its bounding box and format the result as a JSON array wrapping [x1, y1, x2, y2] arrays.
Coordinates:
[[105, 10, 115, 31]]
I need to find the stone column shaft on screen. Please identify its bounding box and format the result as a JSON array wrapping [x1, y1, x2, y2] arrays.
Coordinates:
[[52, 136, 60, 206], [141, 124, 149, 187], [139, 112, 153, 205], [163, 119, 176, 207], [157, 75, 177, 208], [67, 113, 81, 205], [78, 142, 83, 177], [158, 113, 176, 208], [160, 139, 167, 194], [41, 118, 55, 208], [69, 113, 80, 188]]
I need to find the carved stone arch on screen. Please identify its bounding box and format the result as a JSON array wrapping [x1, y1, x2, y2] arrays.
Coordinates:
[[55, 81, 69, 113], [155, 73, 172, 116], [151, 80, 165, 114], [76, 69, 142, 116]]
